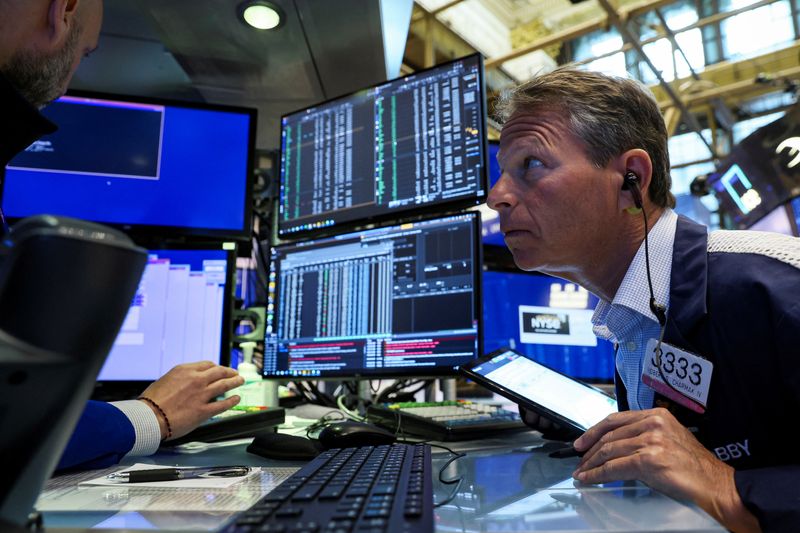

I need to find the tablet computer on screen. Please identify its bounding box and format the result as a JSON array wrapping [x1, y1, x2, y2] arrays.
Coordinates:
[[459, 347, 617, 433]]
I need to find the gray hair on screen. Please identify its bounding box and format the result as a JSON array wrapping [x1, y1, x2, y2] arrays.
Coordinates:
[[494, 67, 675, 208]]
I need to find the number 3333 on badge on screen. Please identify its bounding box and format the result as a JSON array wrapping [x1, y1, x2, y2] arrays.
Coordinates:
[[642, 339, 713, 414]]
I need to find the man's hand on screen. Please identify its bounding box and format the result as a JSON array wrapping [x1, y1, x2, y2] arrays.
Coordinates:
[[138, 361, 244, 441], [572, 408, 760, 532]]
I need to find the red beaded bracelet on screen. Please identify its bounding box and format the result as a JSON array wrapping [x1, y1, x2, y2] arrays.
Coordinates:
[[138, 396, 172, 440]]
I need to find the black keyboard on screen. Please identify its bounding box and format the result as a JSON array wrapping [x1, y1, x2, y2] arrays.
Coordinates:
[[222, 444, 433, 533], [367, 400, 526, 441]]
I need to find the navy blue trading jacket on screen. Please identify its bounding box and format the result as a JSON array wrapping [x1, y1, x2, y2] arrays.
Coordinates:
[[615, 215, 800, 531]]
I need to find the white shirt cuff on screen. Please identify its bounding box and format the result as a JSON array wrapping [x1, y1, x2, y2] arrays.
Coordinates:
[[110, 399, 162, 457]]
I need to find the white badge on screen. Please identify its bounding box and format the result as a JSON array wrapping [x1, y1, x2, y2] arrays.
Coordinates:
[[642, 339, 713, 414]]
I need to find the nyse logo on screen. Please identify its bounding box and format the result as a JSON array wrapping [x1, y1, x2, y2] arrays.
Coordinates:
[[522, 312, 570, 335]]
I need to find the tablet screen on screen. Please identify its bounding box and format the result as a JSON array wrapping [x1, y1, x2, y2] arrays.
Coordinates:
[[469, 349, 617, 431]]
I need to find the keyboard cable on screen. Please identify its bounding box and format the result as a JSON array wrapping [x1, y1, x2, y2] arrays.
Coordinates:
[[390, 408, 466, 508]]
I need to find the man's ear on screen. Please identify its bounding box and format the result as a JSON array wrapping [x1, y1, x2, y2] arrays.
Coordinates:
[[614, 149, 653, 212], [45, 0, 80, 48]]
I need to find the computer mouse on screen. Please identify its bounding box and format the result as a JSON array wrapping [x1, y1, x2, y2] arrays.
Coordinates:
[[247, 432, 324, 460], [317, 421, 397, 449]]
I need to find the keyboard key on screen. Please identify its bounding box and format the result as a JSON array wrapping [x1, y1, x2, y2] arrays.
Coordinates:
[[257, 525, 286, 533], [275, 507, 304, 518]]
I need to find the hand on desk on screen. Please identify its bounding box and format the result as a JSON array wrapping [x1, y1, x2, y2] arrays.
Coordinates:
[[572, 408, 760, 533], [138, 361, 244, 441]]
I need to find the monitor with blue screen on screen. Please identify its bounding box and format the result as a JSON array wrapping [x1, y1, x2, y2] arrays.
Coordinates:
[[263, 213, 482, 378], [95, 248, 233, 390], [480, 140, 504, 247], [2, 92, 255, 240], [482, 269, 614, 381]]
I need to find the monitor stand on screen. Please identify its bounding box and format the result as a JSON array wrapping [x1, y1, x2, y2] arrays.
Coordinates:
[[423, 379, 457, 402]]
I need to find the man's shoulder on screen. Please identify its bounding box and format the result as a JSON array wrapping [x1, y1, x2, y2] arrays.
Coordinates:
[[707, 229, 800, 268], [705, 229, 800, 297]]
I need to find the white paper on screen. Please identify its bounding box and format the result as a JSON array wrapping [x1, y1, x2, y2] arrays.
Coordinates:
[[37, 465, 299, 512]]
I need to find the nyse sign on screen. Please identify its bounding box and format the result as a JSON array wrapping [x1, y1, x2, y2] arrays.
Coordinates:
[[523, 312, 571, 335], [518, 305, 597, 347]]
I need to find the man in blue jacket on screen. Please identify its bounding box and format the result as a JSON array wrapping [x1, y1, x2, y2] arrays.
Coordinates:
[[1, 0, 245, 471], [487, 67, 800, 532]]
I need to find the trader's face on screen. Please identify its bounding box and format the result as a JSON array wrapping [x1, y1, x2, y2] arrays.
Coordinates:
[[3, 0, 103, 108], [486, 110, 620, 274]]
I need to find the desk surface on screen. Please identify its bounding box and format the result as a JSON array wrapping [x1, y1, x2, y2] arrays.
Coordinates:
[[38, 428, 725, 532]]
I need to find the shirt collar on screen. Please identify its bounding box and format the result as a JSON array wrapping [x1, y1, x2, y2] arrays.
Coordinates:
[[592, 208, 678, 338], [0, 72, 58, 168]]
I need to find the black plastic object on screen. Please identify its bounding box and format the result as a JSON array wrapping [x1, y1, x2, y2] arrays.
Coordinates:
[[169, 407, 286, 445], [247, 432, 324, 460], [317, 421, 397, 449], [0, 215, 147, 525]]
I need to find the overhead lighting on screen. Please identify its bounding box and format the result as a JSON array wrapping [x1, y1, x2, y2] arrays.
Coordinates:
[[239, 1, 283, 30]]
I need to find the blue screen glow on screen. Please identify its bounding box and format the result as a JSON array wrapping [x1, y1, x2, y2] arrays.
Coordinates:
[[482, 270, 615, 381], [2, 95, 252, 235]]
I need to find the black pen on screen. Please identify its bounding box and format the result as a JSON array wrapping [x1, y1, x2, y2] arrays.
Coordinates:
[[106, 466, 250, 483], [548, 445, 585, 459]]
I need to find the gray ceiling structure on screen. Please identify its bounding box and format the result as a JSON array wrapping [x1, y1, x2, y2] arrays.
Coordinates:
[[71, 0, 414, 150]]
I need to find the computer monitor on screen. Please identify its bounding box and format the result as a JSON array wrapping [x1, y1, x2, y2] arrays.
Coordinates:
[[791, 196, 800, 235], [2, 92, 256, 240], [93, 247, 234, 398], [748, 202, 796, 236], [263, 213, 482, 378], [480, 140, 504, 247], [278, 54, 488, 237], [482, 269, 614, 382], [709, 107, 800, 229]]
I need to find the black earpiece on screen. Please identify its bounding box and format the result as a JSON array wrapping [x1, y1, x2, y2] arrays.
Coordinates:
[[622, 171, 643, 209]]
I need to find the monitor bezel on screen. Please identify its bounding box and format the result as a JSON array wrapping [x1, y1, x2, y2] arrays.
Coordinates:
[[276, 53, 489, 240], [1, 89, 257, 242], [263, 211, 484, 380], [91, 243, 236, 401]]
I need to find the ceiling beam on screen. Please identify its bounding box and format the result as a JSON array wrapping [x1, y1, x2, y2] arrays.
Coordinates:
[[570, 0, 781, 69], [597, 0, 718, 157], [484, 0, 678, 69]]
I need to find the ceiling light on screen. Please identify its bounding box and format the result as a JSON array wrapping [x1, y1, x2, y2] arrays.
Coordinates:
[[239, 1, 283, 30]]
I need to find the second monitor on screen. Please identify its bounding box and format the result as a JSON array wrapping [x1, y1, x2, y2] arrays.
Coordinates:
[[263, 213, 482, 378], [278, 54, 487, 237]]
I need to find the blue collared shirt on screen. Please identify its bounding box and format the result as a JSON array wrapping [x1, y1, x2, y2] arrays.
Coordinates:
[[592, 209, 678, 410]]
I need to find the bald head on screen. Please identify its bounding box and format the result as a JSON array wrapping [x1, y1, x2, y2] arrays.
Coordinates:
[[0, 0, 103, 108]]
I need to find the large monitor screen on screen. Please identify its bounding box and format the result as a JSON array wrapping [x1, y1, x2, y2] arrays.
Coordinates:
[[263, 213, 482, 378], [480, 140, 504, 247], [278, 54, 487, 237], [482, 269, 615, 381], [97, 248, 233, 382], [2, 92, 255, 240], [710, 107, 800, 229]]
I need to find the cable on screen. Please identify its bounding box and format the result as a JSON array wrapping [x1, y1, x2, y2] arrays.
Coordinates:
[[0, 205, 10, 237], [640, 207, 667, 327], [336, 394, 366, 421], [304, 410, 347, 439], [638, 195, 692, 402], [429, 442, 467, 508]]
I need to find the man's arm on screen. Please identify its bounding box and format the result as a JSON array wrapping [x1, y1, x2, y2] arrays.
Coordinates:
[[571, 408, 760, 532], [56, 401, 137, 471], [56, 361, 244, 471]]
